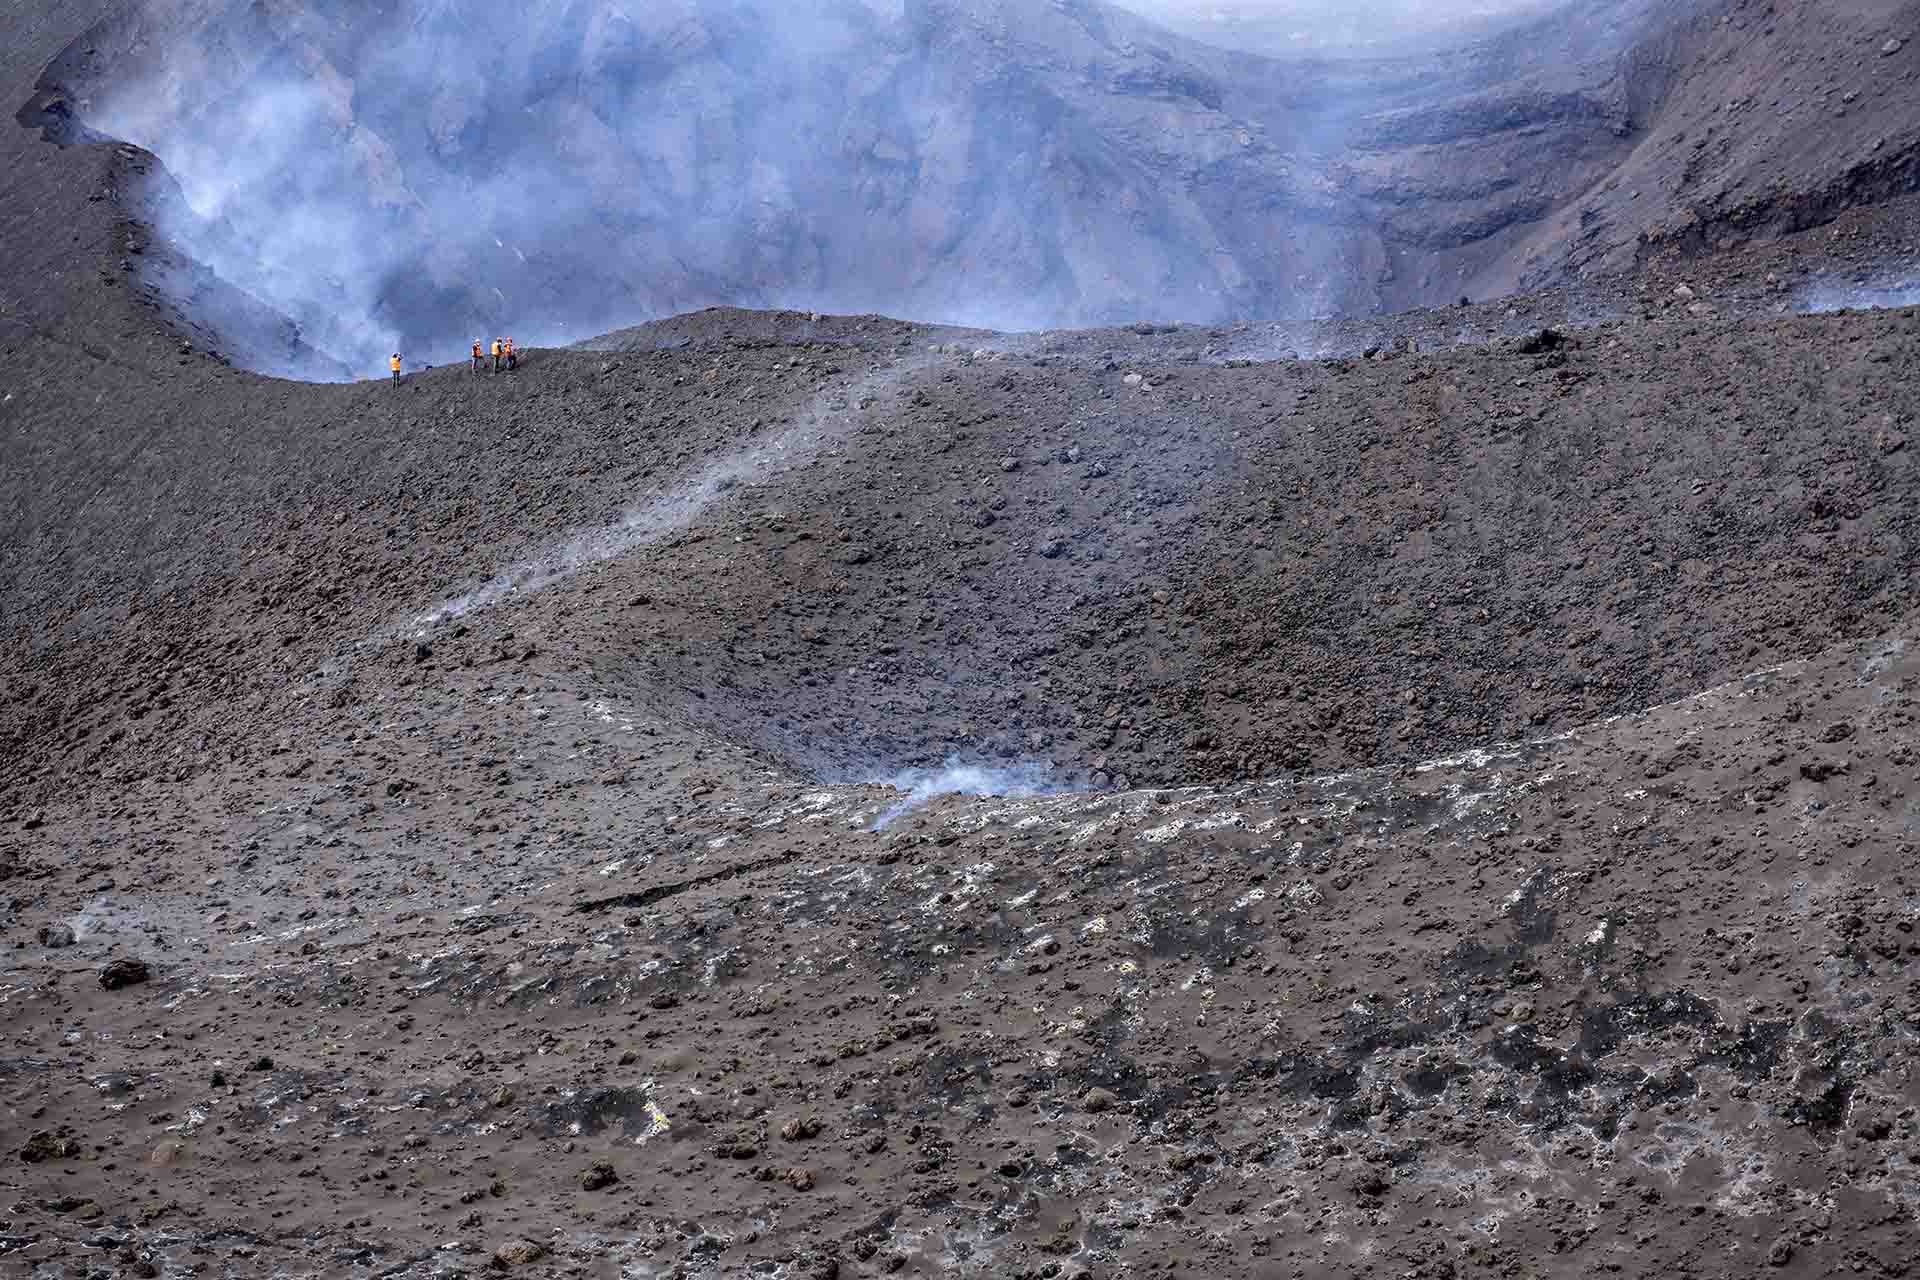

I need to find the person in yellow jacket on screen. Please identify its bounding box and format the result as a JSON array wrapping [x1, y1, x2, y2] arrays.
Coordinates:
[[490, 337, 502, 373], [390, 352, 402, 383]]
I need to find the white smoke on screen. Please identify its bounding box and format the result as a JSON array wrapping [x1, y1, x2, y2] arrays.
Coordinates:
[[1796, 269, 1920, 315], [868, 759, 1064, 831], [1109, 0, 1561, 51], [410, 351, 931, 630], [67, 0, 1628, 381], [63, 896, 150, 943], [414, 431, 795, 627]]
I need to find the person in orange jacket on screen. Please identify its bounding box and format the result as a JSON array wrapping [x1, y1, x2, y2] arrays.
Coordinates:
[[504, 336, 517, 371], [390, 352, 402, 382], [471, 338, 484, 373]]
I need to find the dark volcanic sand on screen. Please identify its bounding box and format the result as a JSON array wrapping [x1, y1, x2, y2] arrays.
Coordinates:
[[7, 4, 1920, 1279]]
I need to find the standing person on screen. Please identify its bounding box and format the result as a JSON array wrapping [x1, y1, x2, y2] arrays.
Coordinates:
[[390, 352, 402, 383], [490, 337, 502, 373], [471, 338, 484, 373], [504, 336, 517, 371]]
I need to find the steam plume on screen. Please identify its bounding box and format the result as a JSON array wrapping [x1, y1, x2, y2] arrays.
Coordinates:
[[868, 759, 1063, 830], [62, 0, 1660, 379]]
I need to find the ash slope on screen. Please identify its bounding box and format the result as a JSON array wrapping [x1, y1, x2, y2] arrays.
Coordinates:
[[8, 277, 1920, 804], [3, 595, 1919, 1279], [5, 219, 1920, 1280]]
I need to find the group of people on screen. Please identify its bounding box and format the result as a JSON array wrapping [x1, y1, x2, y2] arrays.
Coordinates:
[[385, 336, 519, 383], [474, 336, 517, 373]]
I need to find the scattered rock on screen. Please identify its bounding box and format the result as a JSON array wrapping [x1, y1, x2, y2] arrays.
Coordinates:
[[99, 957, 149, 990], [20, 1131, 80, 1163], [580, 1159, 619, 1191], [1082, 1087, 1118, 1113], [1351, 1169, 1391, 1202], [781, 1115, 822, 1141], [786, 1167, 816, 1190], [493, 1240, 545, 1267], [37, 922, 74, 949]]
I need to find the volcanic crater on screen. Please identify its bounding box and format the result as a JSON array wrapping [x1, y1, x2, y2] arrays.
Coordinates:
[[5, 2, 1920, 1279]]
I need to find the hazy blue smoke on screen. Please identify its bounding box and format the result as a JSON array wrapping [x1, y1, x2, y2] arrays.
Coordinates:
[[1110, 0, 1559, 52], [1796, 267, 1920, 315], [71, 0, 1640, 380]]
